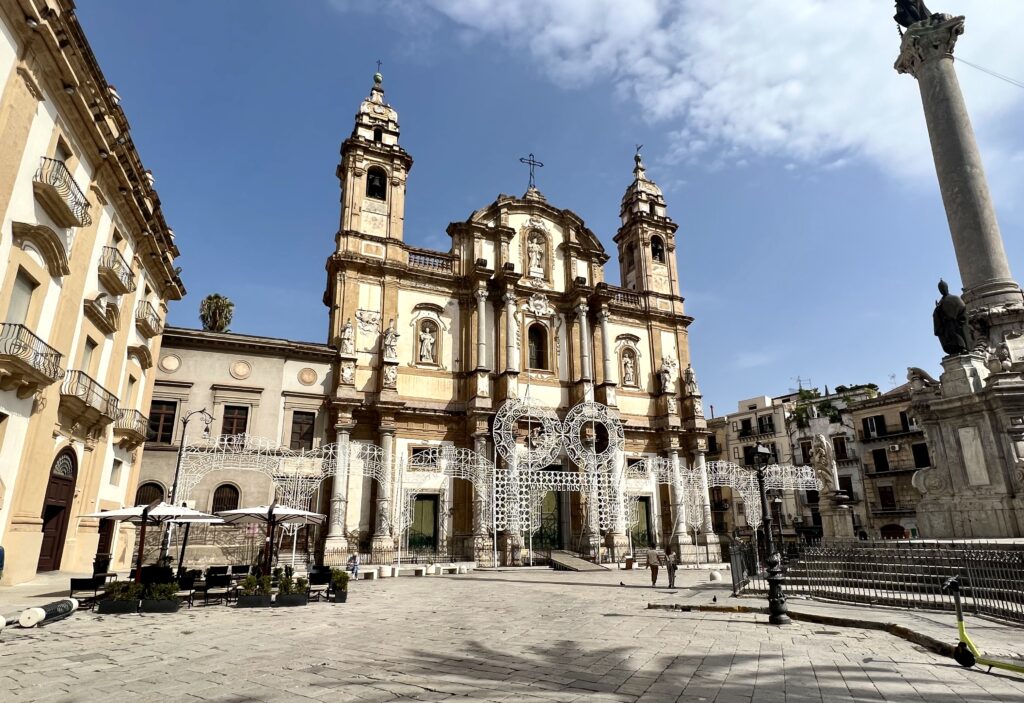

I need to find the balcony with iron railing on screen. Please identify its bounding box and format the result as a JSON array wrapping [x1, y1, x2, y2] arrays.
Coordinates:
[[32, 156, 92, 228], [98, 246, 136, 294], [738, 425, 777, 439], [864, 458, 928, 476], [59, 370, 119, 434], [858, 426, 924, 443], [0, 323, 64, 398], [869, 502, 917, 516], [606, 285, 641, 308], [114, 408, 149, 450], [407, 247, 455, 273], [135, 300, 163, 338]]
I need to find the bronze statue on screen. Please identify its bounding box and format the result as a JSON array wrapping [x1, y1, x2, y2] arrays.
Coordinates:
[[894, 0, 933, 28], [933, 279, 971, 355]]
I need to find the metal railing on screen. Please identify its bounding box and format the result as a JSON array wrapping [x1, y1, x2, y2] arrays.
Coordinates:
[[607, 286, 641, 307], [865, 459, 928, 474], [135, 300, 162, 334], [34, 157, 92, 226], [732, 539, 1024, 625], [61, 370, 119, 418], [0, 323, 64, 381], [320, 546, 476, 568], [115, 408, 148, 435], [869, 502, 917, 515], [408, 248, 454, 273], [100, 246, 136, 291]]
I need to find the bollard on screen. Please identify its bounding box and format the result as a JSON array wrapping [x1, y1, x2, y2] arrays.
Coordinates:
[[18, 598, 78, 628]]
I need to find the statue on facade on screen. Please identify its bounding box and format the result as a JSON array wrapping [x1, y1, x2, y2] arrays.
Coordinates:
[[657, 356, 678, 394], [527, 235, 544, 275], [383, 364, 397, 387], [383, 319, 399, 360], [682, 364, 700, 397], [894, 0, 932, 28], [622, 355, 635, 386], [809, 434, 837, 493], [418, 325, 435, 363], [340, 318, 355, 355], [933, 279, 971, 355]]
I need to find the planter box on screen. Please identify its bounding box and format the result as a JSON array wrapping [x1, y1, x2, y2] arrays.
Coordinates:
[[97, 600, 138, 614], [140, 599, 181, 613], [274, 593, 308, 607], [236, 595, 273, 608], [331, 591, 348, 603]]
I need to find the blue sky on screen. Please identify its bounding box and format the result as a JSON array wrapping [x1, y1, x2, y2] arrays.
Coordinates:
[[78, 1, 1024, 415]]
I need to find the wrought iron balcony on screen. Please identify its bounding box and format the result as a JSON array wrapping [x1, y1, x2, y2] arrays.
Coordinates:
[[59, 370, 119, 434], [869, 502, 916, 515], [98, 246, 136, 294], [114, 408, 148, 450], [135, 300, 163, 338], [33, 157, 92, 228], [408, 248, 454, 273], [0, 323, 64, 398]]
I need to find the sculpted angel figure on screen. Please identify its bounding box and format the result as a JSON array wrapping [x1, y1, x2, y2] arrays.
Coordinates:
[[383, 319, 399, 360], [340, 318, 355, 354]]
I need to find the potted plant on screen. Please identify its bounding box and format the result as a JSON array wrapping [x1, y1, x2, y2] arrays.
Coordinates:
[[140, 582, 181, 613], [237, 574, 272, 608], [97, 581, 141, 614], [331, 568, 349, 603], [275, 575, 308, 607]]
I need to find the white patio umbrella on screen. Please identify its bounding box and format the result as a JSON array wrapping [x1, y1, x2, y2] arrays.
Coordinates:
[[83, 501, 221, 582], [215, 504, 325, 574]]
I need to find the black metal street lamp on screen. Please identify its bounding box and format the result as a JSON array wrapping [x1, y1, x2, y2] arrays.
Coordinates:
[[158, 407, 214, 561], [754, 443, 790, 625]]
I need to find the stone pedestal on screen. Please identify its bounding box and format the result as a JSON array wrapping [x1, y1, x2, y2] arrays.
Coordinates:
[[820, 501, 855, 539], [939, 353, 989, 398]]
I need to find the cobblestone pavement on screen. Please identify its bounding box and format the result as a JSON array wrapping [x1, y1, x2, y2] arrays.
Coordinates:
[[3, 567, 1024, 702]]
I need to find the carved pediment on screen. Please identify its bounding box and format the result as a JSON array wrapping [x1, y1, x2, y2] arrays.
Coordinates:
[[83, 294, 120, 335], [127, 344, 153, 370], [12, 222, 70, 277]]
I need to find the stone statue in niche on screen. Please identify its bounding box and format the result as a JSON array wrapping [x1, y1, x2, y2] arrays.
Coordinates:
[[622, 355, 636, 386], [933, 279, 971, 356], [658, 356, 678, 394], [527, 234, 544, 277], [682, 364, 700, 397], [383, 319, 399, 360], [340, 318, 355, 355], [419, 324, 436, 363]]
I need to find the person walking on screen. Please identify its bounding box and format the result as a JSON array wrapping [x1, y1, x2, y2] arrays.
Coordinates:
[[347, 553, 360, 580], [649, 551, 660, 587], [666, 547, 678, 589]]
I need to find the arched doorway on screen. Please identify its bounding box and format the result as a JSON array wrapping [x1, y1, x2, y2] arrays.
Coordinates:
[[37, 449, 78, 571], [880, 523, 907, 540]]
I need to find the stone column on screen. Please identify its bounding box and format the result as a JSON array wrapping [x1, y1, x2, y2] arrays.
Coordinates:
[[668, 449, 689, 550], [604, 446, 629, 561], [694, 450, 722, 562], [504, 292, 519, 373], [575, 303, 592, 381], [597, 310, 616, 385], [372, 428, 395, 550], [325, 424, 351, 551], [476, 288, 489, 369], [472, 434, 495, 565], [896, 15, 1022, 310]]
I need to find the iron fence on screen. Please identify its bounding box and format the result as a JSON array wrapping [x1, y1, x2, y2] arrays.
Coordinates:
[[731, 539, 1024, 625]]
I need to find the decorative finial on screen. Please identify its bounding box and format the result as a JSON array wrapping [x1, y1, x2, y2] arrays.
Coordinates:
[[633, 144, 646, 178], [374, 59, 383, 86]]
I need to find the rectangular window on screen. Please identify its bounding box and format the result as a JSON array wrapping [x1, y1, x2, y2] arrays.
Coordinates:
[[899, 411, 911, 433], [125, 375, 137, 407], [878, 485, 896, 508], [912, 442, 931, 468], [872, 447, 890, 473], [838, 475, 854, 499], [6, 269, 37, 325], [707, 435, 718, 453], [110, 459, 123, 486], [739, 418, 753, 437], [742, 445, 756, 466], [800, 441, 813, 465], [81, 338, 98, 375], [832, 436, 849, 461], [289, 411, 316, 451], [148, 400, 177, 444], [757, 415, 775, 435], [732, 446, 740, 460], [221, 405, 249, 437]]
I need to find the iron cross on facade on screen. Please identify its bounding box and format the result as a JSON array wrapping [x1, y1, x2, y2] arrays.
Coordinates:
[[376, 59, 382, 72], [519, 153, 544, 189]]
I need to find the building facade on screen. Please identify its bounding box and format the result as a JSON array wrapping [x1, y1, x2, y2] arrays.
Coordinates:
[[0, 1, 183, 584]]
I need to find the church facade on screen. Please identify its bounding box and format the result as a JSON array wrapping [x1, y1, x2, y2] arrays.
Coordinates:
[[139, 72, 714, 564]]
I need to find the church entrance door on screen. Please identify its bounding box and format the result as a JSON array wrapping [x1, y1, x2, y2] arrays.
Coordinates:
[[37, 450, 78, 572]]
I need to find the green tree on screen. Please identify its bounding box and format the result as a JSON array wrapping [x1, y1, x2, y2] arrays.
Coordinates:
[[199, 293, 233, 332]]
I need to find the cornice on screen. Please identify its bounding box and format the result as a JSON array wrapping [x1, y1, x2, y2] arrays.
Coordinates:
[[161, 326, 335, 361]]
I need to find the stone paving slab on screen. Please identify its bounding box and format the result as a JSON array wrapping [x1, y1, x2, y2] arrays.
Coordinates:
[[2, 567, 1023, 701]]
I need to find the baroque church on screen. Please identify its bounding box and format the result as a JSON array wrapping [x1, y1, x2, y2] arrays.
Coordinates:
[[138, 72, 714, 565]]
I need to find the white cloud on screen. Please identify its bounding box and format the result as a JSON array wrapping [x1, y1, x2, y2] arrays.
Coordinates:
[[346, 0, 1024, 194]]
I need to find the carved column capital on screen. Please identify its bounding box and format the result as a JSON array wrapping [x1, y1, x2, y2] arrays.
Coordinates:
[[574, 302, 589, 317], [895, 14, 965, 77], [475, 288, 489, 304], [596, 309, 611, 324]]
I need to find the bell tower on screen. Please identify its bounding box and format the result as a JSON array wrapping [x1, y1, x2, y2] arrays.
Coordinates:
[[337, 71, 412, 242], [613, 151, 680, 296]]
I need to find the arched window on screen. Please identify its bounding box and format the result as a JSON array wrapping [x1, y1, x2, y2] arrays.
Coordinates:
[[134, 481, 164, 506], [527, 324, 548, 370], [648, 201, 656, 216], [373, 127, 383, 143], [620, 349, 638, 387], [651, 235, 665, 263], [417, 320, 439, 364], [211, 484, 240, 513], [624, 246, 635, 271], [366, 166, 387, 201]]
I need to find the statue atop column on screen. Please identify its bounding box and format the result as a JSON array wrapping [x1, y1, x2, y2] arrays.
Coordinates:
[[894, 0, 933, 28], [340, 318, 355, 355], [933, 279, 971, 355]]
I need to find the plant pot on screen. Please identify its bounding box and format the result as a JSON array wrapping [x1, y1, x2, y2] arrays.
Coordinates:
[[332, 591, 348, 603], [140, 599, 181, 613], [236, 595, 273, 608], [96, 600, 138, 614], [274, 593, 308, 607]]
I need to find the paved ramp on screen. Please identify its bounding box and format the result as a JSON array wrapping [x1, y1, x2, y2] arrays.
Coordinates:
[[549, 551, 610, 572]]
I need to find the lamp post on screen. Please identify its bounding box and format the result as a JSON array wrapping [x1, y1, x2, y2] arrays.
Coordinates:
[[754, 443, 790, 625], [158, 407, 213, 561]]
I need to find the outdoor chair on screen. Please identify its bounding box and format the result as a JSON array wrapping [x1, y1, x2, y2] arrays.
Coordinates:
[[307, 570, 331, 601], [199, 573, 234, 605], [230, 564, 250, 579], [69, 575, 106, 609], [206, 565, 229, 577], [141, 565, 174, 586], [92, 556, 117, 582], [175, 574, 197, 608]]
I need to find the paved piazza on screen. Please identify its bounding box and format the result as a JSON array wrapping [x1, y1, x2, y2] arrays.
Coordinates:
[[3, 568, 1024, 703]]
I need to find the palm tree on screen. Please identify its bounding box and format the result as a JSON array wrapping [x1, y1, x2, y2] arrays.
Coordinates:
[[199, 293, 233, 332]]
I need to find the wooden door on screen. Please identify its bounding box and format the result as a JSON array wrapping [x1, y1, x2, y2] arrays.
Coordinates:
[[37, 451, 77, 572]]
